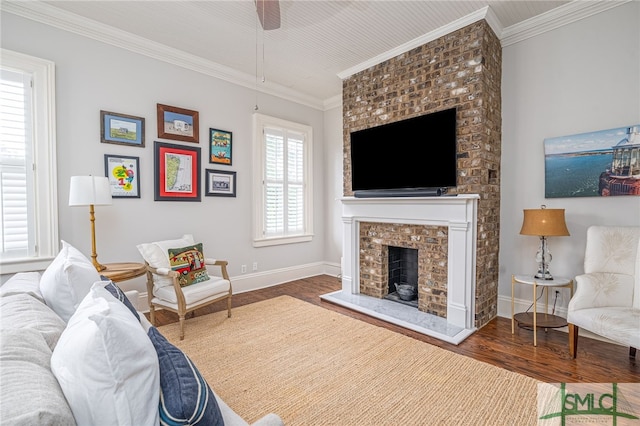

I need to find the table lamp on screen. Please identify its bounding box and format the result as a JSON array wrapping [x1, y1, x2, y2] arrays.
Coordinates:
[[519, 205, 569, 280], [69, 176, 112, 272]]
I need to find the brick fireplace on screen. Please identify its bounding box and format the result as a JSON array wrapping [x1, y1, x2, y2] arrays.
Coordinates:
[[324, 195, 479, 343], [336, 18, 501, 333]]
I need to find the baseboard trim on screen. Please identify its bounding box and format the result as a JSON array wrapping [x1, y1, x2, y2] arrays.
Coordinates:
[[137, 261, 341, 313]]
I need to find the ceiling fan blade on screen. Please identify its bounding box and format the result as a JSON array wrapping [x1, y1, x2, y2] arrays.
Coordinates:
[[255, 0, 281, 31]]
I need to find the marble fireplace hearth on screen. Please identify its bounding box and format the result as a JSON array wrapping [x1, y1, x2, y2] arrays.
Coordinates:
[[320, 194, 479, 345]]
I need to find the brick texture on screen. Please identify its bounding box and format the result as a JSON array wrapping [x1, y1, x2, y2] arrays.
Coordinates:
[[342, 20, 501, 328]]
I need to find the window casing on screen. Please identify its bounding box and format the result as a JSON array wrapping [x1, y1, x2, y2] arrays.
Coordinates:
[[0, 49, 58, 273], [252, 113, 313, 247]]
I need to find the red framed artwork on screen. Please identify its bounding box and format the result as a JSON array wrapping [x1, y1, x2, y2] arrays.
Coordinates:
[[154, 141, 201, 201]]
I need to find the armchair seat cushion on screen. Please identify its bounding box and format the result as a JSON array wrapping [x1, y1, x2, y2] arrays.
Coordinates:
[[154, 276, 230, 306], [568, 306, 640, 348]]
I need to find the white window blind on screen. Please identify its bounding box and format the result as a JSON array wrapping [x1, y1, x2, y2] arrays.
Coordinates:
[[1, 69, 33, 258], [0, 49, 58, 273], [253, 113, 313, 247]]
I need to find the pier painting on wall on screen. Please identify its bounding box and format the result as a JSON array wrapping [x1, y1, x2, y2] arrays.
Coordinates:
[[544, 124, 640, 198]]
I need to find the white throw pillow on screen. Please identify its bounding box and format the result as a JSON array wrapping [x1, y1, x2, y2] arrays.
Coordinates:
[[40, 241, 101, 322], [51, 283, 160, 426], [136, 234, 195, 288]]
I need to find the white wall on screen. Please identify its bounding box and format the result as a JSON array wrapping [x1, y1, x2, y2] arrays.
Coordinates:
[[322, 105, 344, 272], [1, 13, 326, 294], [500, 2, 640, 317]]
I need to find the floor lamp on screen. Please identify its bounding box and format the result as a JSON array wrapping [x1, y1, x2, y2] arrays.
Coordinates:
[[519, 205, 570, 280], [69, 176, 112, 272]]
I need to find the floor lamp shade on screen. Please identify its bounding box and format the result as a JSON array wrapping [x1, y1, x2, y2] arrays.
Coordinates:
[[520, 206, 569, 280], [69, 176, 112, 271]]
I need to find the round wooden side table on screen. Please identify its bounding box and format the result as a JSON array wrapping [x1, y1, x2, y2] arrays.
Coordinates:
[[100, 262, 147, 283]]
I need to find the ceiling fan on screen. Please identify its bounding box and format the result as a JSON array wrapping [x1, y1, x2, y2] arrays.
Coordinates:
[[255, 0, 281, 31]]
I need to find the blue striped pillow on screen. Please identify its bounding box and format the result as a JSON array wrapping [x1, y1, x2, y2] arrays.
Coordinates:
[[147, 326, 224, 426], [102, 279, 140, 321]]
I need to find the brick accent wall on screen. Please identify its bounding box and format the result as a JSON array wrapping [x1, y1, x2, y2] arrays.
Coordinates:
[[342, 20, 502, 328]]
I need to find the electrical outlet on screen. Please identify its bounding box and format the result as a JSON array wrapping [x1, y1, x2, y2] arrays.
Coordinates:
[[252, 262, 258, 271], [241, 264, 247, 273]]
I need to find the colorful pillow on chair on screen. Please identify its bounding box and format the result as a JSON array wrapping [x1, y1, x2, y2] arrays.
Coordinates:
[[167, 243, 210, 287], [136, 234, 195, 288]]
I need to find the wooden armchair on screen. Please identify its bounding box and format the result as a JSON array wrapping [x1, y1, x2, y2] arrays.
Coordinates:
[[137, 235, 232, 340]]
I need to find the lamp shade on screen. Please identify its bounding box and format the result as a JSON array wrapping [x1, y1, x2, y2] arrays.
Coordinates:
[[69, 176, 112, 206], [520, 208, 569, 237]]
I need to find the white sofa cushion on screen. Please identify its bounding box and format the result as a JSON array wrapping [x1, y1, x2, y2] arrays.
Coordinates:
[[0, 271, 44, 302], [568, 306, 640, 348], [39, 240, 101, 322], [0, 328, 76, 426], [137, 234, 195, 289], [51, 283, 160, 426], [0, 293, 66, 351]]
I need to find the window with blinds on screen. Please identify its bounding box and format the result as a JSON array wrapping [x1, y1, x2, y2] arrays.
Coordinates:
[[253, 113, 313, 247], [1, 68, 33, 258], [1, 50, 58, 272]]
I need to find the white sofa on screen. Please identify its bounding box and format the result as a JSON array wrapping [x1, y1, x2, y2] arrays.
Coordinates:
[[0, 245, 283, 426], [567, 225, 640, 358]]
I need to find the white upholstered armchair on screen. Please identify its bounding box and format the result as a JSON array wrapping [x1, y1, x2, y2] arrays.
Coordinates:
[[137, 235, 232, 340], [568, 226, 640, 358]]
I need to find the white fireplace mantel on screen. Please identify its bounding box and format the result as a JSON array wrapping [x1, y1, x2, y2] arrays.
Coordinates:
[[336, 194, 479, 343]]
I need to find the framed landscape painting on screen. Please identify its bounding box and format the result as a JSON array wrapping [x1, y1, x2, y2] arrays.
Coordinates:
[[100, 111, 145, 147], [154, 141, 201, 202], [544, 124, 640, 198]]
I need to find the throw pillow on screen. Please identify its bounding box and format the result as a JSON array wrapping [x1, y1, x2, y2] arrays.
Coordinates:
[[136, 234, 195, 288], [167, 243, 210, 287], [102, 279, 140, 321], [39, 240, 101, 322], [147, 326, 224, 426], [51, 283, 160, 426]]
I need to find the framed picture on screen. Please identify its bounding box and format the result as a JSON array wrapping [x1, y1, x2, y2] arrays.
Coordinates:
[[205, 169, 236, 197], [104, 154, 140, 198], [154, 141, 201, 202], [156, 103, 199, 143], [209, 128, 232, 165], [544, 124, 640, 198], [100, 111, 145, 147]]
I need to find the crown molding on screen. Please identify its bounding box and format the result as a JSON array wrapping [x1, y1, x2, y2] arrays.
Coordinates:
[[501, 0, 631, 47], [2, 1, 326, 111], [337, 7, 496, 80]]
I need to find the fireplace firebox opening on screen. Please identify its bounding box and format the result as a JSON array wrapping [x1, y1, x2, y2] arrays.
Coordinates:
[[385, 246, 419, 308]]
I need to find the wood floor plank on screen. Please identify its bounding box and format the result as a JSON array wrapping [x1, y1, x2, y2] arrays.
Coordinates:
[[150, 275, 639, 384]]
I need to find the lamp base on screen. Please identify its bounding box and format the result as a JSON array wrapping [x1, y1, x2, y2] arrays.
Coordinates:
[[534, 270, 554, 280], [92, 257, 106, 272]]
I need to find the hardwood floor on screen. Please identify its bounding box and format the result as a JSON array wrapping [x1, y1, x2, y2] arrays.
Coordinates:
[[152, 275, 639, 384]]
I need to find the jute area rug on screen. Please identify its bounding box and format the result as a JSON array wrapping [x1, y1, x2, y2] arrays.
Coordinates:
[[158, 296, 541, 425]]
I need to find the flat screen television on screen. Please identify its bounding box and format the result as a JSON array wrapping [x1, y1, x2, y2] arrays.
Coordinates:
[[350, 107, 457, 197]]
